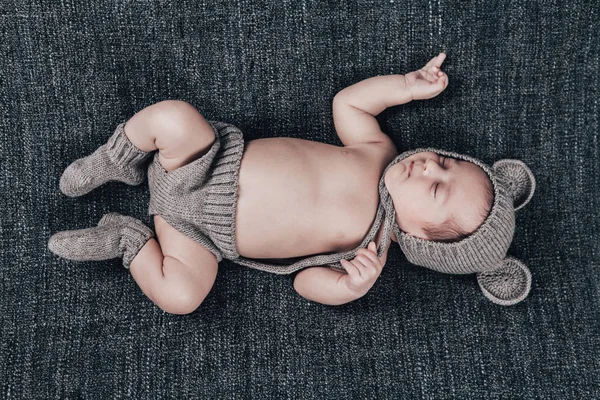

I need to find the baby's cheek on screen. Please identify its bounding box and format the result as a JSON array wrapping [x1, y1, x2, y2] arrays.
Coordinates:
[[396, 201, 424, 225], [403, 197, 429, 215]]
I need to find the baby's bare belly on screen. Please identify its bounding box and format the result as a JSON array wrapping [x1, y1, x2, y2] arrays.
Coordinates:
[[234, 137, 387, 259]]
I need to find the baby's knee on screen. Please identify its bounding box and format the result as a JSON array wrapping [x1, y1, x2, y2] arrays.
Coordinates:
[[152, 100, 201, 127], [157, 288, 203, 315], [153, 275, 206, 315], [152, 101, 214, 157]]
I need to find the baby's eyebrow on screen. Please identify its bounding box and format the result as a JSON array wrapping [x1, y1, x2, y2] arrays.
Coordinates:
[[446, 156, 460, 165]]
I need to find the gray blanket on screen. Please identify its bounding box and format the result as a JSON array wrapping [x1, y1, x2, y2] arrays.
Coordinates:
[[1, 0, 598, 398]]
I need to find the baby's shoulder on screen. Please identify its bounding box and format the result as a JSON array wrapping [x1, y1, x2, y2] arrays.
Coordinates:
[[345, 141, 398, 169]]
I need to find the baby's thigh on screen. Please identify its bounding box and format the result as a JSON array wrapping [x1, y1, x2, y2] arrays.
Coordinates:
[[154, 215, 219, 292], [156, 103, 216, 173]]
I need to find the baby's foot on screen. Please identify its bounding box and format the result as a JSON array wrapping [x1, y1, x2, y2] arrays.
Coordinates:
[[48, 212, 155, 269], [59, 123, 153, 197]]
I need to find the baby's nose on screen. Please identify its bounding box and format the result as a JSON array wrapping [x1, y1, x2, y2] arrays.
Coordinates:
[[422, 158, 441, 176], [422, 162, 430, 176]]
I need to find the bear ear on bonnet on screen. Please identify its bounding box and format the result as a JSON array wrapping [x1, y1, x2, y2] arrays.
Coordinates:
[[475, 159, 536, 306], [492, 159, 536, 211]]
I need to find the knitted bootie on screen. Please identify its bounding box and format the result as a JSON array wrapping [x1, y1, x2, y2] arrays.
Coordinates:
[[59, 122, 153, 197], [48, 212, 155, 269]]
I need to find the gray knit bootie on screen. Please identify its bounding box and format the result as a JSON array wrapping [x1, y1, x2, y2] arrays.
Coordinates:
[[59, 122, 153, 197], [48, 212, 155, 269]]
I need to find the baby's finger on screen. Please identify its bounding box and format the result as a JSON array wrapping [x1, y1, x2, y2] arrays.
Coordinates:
[[353, 255, 380, 278], [356, 256, 375, 277], [355, 254, 376, 272], [353, 257, 369, 274], [431, 66, 445, 77], [341, 259, 362, 277], [420, 68, 438, 83], [439, 74, 448, 88], [436, 53, 446, 66], [356, 248, 379, 267], [425, 52, 446, 69]]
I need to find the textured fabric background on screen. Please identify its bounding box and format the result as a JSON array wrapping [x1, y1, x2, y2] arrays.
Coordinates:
[[1, 0, 599, 398]]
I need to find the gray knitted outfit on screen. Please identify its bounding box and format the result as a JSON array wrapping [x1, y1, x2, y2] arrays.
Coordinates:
[[49, 119, 536, 306]]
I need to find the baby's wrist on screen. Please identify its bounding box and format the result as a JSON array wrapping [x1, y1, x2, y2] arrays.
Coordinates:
[[403, 74, 415, 101], [338, 275, 369, 299]]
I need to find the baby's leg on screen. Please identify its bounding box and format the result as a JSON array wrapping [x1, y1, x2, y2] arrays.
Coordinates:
[[59, 99, 216, 197], [125, 100, 220, 314], [123, 100, 216, 172], [129, 215, 218, 315]]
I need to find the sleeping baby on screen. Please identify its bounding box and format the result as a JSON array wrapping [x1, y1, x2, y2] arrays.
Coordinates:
[[48, 52, 536, 313]]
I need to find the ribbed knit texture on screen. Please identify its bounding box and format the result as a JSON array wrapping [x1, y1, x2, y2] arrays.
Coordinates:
[[47, 212, 155, 269], [147, 120, 240, 264], [59, 122, 153, 197]]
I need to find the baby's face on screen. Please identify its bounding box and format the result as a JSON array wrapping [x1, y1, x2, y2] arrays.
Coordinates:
[[384, 151, 491, 240]]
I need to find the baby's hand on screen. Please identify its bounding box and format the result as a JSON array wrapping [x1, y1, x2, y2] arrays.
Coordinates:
[[405, 52, 449, 100], [340, 241, 385, 297]]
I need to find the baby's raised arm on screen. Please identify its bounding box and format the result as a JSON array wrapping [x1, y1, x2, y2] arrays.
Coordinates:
[[333, 74, 412, 148], [333, 52, 448, 147]]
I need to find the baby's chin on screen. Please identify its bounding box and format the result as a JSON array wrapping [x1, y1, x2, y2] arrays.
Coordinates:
[[384, 163, 407, 192]]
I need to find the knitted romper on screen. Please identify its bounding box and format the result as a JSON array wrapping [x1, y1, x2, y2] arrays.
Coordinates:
[[147, 121, 396, 275]]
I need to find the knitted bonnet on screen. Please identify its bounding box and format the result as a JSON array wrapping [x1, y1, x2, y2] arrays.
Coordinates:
[[381, 147, 536, 306]]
